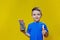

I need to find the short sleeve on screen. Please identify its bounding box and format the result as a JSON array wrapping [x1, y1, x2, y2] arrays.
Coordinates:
[[26, 24, 31, 36]]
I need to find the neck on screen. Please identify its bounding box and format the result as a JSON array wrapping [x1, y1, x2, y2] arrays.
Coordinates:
[[34, 20, 40, 22]]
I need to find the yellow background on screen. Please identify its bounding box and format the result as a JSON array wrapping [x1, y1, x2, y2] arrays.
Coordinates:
[[0, 0, 60, 40]]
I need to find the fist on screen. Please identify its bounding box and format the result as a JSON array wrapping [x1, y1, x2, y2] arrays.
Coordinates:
[[42, 25, 48, 37]]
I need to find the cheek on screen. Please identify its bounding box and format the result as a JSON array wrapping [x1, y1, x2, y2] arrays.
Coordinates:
[[32, 15, 36, 18], [38, 15, 41, 18], [32, 15, 41, 18]]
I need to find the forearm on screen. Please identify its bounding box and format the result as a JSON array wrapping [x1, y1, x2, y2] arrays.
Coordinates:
[[21, 30, 30, 38]]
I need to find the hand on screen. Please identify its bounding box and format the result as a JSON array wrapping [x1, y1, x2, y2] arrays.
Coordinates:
[[42, 25, 48, 37], [42, 25, 47, 36], [20, 29, 25, 33]]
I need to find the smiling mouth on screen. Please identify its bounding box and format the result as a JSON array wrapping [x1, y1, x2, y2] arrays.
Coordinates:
[[36, 17, 38, 19]]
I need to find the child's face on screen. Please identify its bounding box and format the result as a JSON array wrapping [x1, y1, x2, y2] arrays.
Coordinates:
[[32, 10, 41, 22]]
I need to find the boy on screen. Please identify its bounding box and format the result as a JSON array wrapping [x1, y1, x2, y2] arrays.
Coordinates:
[[20, 7, 48, 40]]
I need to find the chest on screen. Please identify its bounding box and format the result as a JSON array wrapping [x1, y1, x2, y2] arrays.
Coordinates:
[[31, 23, 43, 32]]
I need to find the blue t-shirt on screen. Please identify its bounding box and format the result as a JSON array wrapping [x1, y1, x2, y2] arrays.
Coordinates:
[[27, 22, 48, 40]]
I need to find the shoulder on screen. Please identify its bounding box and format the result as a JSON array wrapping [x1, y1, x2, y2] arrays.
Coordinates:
[[28, 22, 34, 27], [40, 22, 47, 25]]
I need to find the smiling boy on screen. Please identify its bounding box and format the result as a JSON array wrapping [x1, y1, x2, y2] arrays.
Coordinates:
[[21, 7, 48, 40]]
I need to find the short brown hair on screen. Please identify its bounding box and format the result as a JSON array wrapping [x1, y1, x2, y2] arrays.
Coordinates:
[[32, 7, 42, 16]]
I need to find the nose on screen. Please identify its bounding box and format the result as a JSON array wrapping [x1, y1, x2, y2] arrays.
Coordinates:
[[36, 15, 38, 17], [35, 16, 38, 19]]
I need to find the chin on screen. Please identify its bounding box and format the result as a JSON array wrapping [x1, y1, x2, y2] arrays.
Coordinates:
[[35, 20, 40, 22]]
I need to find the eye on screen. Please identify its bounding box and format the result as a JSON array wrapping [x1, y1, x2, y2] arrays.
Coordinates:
[[33, 14, 36, 16], [37, 14, 40, 15]]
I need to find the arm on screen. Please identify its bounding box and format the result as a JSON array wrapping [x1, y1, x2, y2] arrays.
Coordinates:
[[21, 30, 30, 38], [19, 20, 30, 38]]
